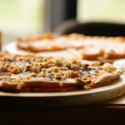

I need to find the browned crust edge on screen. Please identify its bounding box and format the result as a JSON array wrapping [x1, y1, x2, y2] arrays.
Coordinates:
[[68, 49, 105, 60], [87, 67, 124, 87]]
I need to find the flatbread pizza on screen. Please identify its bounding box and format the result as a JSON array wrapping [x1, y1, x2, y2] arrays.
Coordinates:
[[16, 33, 125, 60], [0, 54, 123, 92]]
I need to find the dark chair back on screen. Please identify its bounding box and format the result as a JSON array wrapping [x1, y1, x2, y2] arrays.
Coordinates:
[[55, 21, 125, 37]]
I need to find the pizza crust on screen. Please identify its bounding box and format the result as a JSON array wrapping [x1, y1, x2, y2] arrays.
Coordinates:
[[21, 87, 79, 92], [0, 80, 85, 92], [87, 67, 123, 87], [20, 80, 86, 88], [104, 51, 125, 59], [0, 81, 22, 92], [68, 49, 104, 60], [68, 48, 125, 61]]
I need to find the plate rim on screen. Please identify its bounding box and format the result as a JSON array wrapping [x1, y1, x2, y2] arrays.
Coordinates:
[[0, 75, 124, 98]]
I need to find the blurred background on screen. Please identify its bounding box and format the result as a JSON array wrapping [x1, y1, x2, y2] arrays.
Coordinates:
[[1, 0, 125, 46]]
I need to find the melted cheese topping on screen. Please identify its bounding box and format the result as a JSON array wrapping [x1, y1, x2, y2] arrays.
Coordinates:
[[0, 54, 116, 88]]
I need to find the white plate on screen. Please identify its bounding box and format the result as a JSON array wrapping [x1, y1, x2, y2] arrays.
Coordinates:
[[4, 41, 117, 63], [3, 41, 74, 58], [113, 59, 125, 69]]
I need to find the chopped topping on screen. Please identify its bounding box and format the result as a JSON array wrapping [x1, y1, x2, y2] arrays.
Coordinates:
[[60, 67, 68, 70], [88, 61, 100, 66], [82, 77, 88, 80], [52, 66, 59, 72], [46, 73, 54, 79], [94, 70, 99, 74], [47, 60, 53, 64], [82, 77, 89, 82], [61, 75, 66, 80], [84, 64, 89, 69], [42, 62, 48, 68], [74, 78, 83, 83], [5, 64, 10, 68], [0, 66, 8, 72], [55, 61, 62, 67], [32, 66, 40, 73], [0, 57, 4, 62], [47, 64, 55, 68], [71, 59, 79, 64], [4, 56, 14, 62], [72, 72, 80, 78], [25, 76, 31, 80], [70, 64, 79, 69], [16, 57, 28, 62], [103, 63, 115, 71], [26, 66, 32, 72], [78, 70, 83, 74], [55, 76, 61, 80], [42, 68, 46, 72], [36, 58, 43, 62], [37, 72, 45, 77], [30, 73, 37, 77], [54, 73, 62, 77], [11, 68, 21, 74], [63, 62, 70, 67], [66, 71, 72, 78]]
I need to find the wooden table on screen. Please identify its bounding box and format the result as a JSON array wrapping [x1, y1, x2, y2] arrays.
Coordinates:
[[0, 95, 125, 125], [0, 88, 124, 125]]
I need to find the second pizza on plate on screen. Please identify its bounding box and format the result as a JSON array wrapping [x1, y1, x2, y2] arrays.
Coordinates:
[[17, 33, 125, 60]]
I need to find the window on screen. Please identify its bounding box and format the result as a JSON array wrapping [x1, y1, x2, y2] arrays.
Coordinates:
[[0, 0, 44, 45], [77, 0, 125, 24]]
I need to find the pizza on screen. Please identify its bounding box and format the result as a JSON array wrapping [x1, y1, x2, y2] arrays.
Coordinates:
[[67, 34, 125, 60], [17, 33, 125, 60], [17, 33, 65, 52], [17, 33, 89, 52], [0, 53, 123, 92]]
